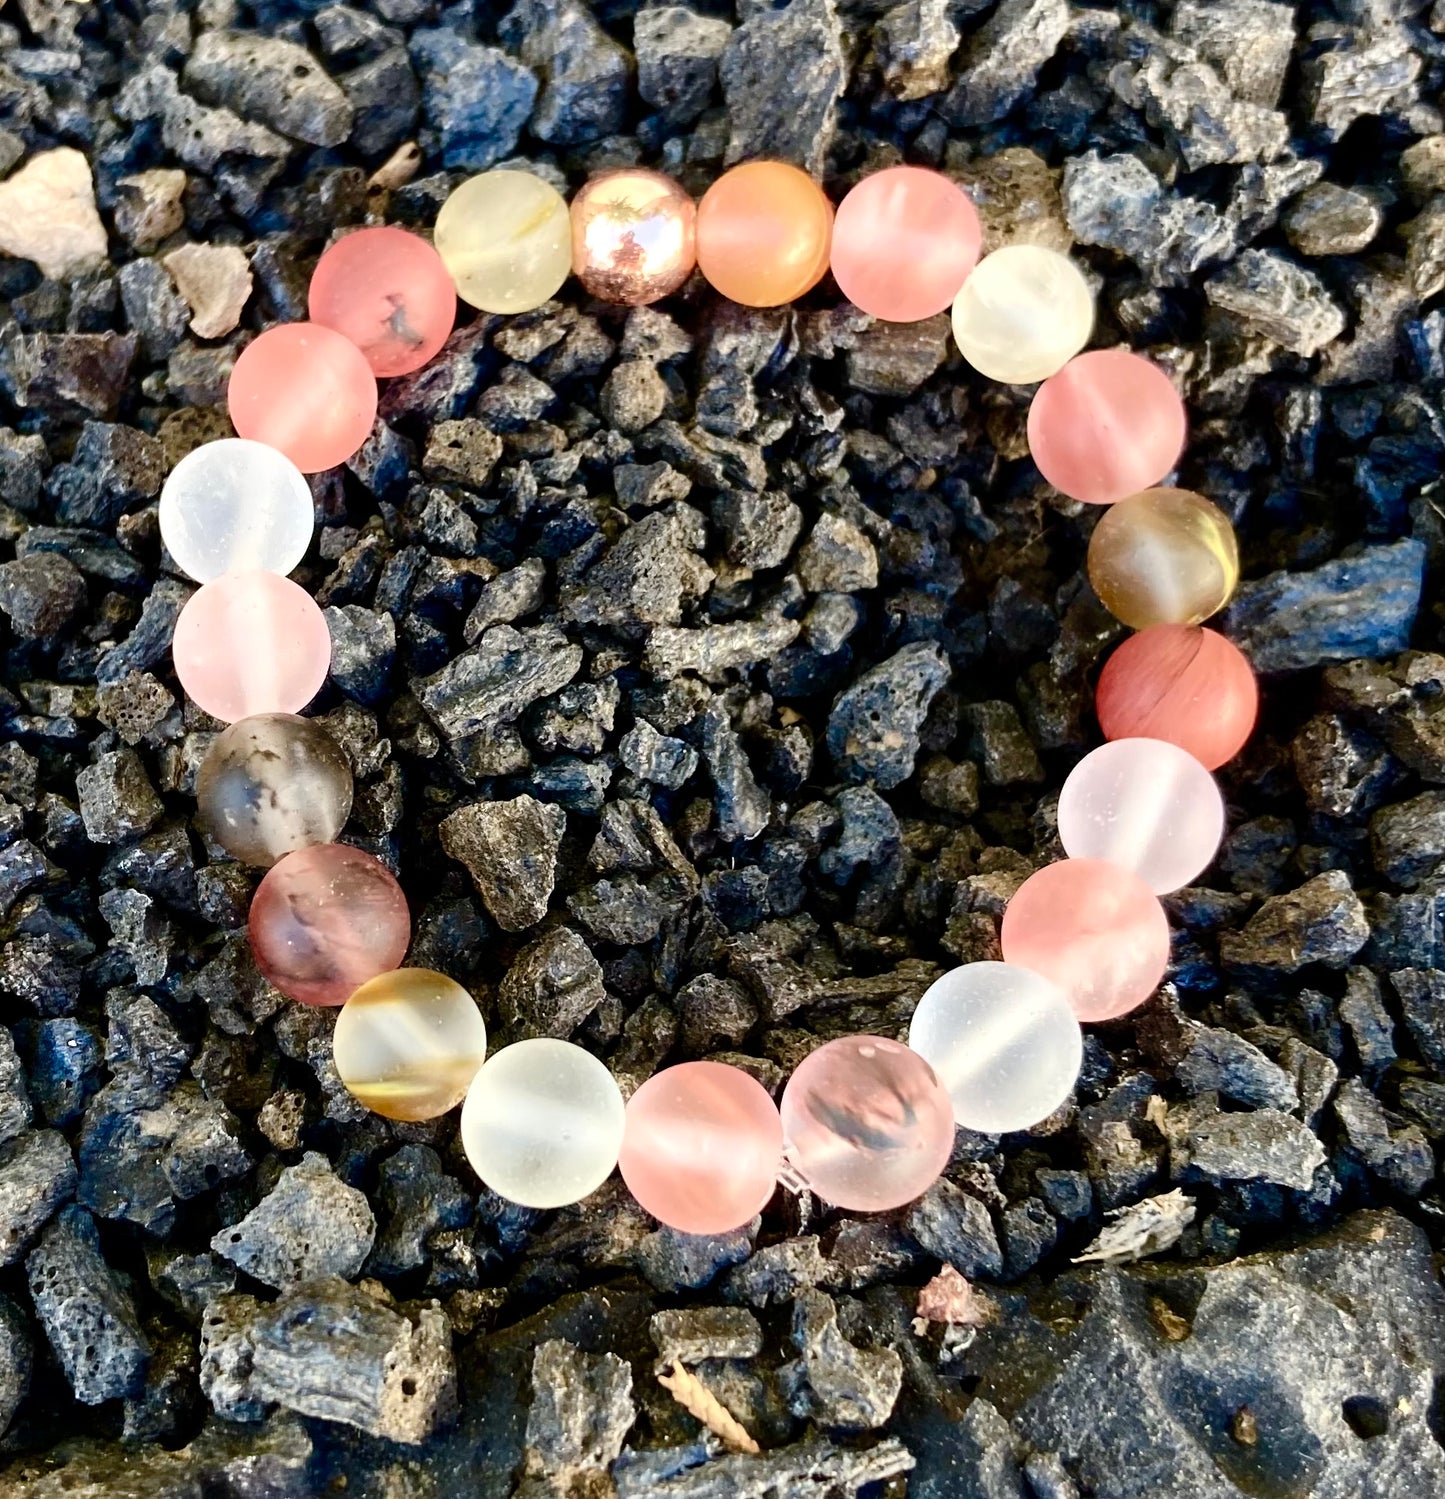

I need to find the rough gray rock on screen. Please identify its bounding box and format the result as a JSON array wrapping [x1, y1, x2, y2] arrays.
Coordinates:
[[76, 748, 164, 845], [212, 1153, 375, 1290], [877, 0, 960, 100], [500, 927, 607, 1039], [1177, 1027, 1299, 1111], [905, 1180, 1004, 1279], [418, 624, 583, 745], [28, 1205, 149, 1404], [1205, 248, 1347, 355], [1220, 871, 1370, 974], [1372, 791, 1445, 888], [1284, 182, 1384, 256], [439, 795, 565, 931], [1225, 539, 1426, 672], [785, 1288, 903, 1430], [718, 0, 846, 174], [944, 0, 1069, 125], [1181, 1108, 1327, 1190], [0, 554, 86, 638], [200, 1278, 455, 1444], [827, 642, 952, 790], [0, 1129, 76, 1265], [498, 0, 629, 145], [702, 698, 771, 842], [649, 1306, 763, 1365], [526, 1339, 635, 1474], [184, 32, 353, 147], [635, 5, 731, 124], [408, 29, 536, 171]]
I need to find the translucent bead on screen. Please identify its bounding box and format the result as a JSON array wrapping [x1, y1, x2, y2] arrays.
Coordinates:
[[334, 968, 487, 1122], [1087, 487, 1239, 629], [831, 165, 981, 322], [950, 244, 1093, 384], [1001, 859, 1170, 1022], [173, 571, 332, 723], [695, 161, 833, 309], [308, 225, 457, 377], [1027, 350, 1187, 505], [1096, 624, 1258, 771], [908, 963, 1082, 1133], [249, 844, 410, 1006], [434, 169, 572, 314], [159, 438, 312, 584], [196, 712, 352, 866], [618, 1061, 782, 1235], [1058, 738, 1225, 895], [461, 1039, 625, 1209], [227, 323, 378, 474], [570, 168, 696, 306], [780, 1036, 954, 1212]]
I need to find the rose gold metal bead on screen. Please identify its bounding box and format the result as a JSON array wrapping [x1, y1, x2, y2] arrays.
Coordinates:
[[570, 168, 697, 306]]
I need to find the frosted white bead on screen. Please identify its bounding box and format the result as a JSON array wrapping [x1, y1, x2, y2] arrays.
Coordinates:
[[909, 962, 1082, 1133], [159, 438, 313, 584], [1057, 737, 1225, 895], [461, 1038, 625, 1209], [950, 245, 1094, 384]]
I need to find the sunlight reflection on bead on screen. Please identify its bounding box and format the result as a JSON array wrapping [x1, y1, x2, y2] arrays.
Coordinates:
[[909, 963, 1082, 1133], [571, 168, 696, 305], [334, 968, 487, 1122]]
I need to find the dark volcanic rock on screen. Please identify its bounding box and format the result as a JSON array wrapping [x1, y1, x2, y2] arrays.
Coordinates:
[[498, 0, 629, 145], [439, 795, 565, 931], [635, 5, 731, 125], [184, 32, 353, 147], [827, 642, 951, 790]]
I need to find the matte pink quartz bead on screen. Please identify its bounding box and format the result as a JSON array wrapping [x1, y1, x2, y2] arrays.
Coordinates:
[[1001, 858, 1171, 1022], [618, 1061, 782, 1235], [249, 844, 411, 1007], [780, 1036, 954, 1211], [1057, 738, 1225, 895], [173, 571, 331, 723], [1096, 624, 1258, 771], [830, 166, 981, 322], [1027, 349, 1187, 505], [227, 323, 378, 473], [308, 226, 457, 377]]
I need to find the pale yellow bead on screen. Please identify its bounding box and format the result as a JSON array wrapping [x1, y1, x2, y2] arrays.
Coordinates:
[[951, 244, 1094, 384], [1087, 487, 1240, 629], [435, 169, 572, 314], [333, 968, 487, 1122]]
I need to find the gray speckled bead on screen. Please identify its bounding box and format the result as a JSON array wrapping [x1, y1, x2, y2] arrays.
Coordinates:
[[196, 714, 353, 868]]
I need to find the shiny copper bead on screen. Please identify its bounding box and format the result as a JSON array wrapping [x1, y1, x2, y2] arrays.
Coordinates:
[[570, 168, 697, 306]]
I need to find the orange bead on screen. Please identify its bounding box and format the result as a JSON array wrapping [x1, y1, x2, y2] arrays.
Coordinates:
[[228, 323, 378, 474], [695, 161, 833, 308], [1096, 624, 1258, 771]]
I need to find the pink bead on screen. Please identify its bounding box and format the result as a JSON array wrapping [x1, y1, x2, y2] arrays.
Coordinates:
[[780, 1036, 954, 1211], [173, 571, 331, 723], [1096, 624, 1258, 771], [1001, 859, 1170, 1022], [1026, 349, 1187, 505], [830, 166, 981, 323], [249, 844, 411, 1007], [308, 226, 457, 377], [227, 323, 378, 473], [618, 1061, 781, 1235]]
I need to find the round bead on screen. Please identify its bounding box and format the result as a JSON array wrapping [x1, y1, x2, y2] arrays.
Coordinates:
[[695, 161, 833, 309], [173, 571, 331, 724], [908, 963, 1083, 1133], [308, 225, 456, 377], [950, 244, 1093, 384], [570, 168, 696, 306], [227, 323, 378, 474], [618, 1061, 782, 1235], [1087, 487, 1239, 628], [249, 844, 410, 1007], [461, 1039, 625, 1209], [1001, 859, 1170, 1022], [830, 166, 981, 322], [1096, 624, 1258, 771], [159, 438, 312, 585], [1027, 350, 1187, 505], [780, 1036, 954, 1212], [434, 169, 572, 314], [334, 968, 487, 1122], [1058, 738, 1226, 895], [196, 713, 353, 867]]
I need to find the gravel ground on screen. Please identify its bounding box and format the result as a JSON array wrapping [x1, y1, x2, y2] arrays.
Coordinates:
[[0, 0, 1444, 1495]]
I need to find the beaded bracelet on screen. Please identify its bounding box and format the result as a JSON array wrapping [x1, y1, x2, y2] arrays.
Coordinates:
[[154, 158, 1259, 1237]]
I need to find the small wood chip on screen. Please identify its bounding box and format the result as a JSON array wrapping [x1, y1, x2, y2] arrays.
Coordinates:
[[369, 142, 422, 193], [656, 1358, 760, 1455], [1149, 1296, 1191, 1342]]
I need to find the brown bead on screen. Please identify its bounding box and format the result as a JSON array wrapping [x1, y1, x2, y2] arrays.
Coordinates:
[[570, 168, 697, 306]]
